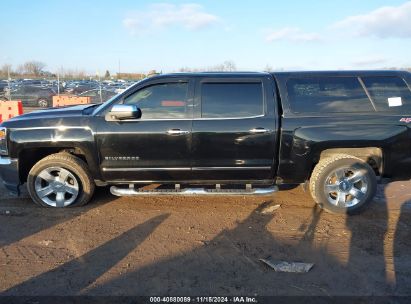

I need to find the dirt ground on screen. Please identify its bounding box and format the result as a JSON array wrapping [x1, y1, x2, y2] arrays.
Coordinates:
[[0, 177, 411, 297]]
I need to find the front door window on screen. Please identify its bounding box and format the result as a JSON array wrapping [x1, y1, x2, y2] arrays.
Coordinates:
[[124, 82, 189, 119]]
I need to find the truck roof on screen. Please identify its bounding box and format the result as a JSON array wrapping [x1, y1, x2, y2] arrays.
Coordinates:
[[150, 72, 270, 79], [271, 70, 410, 78], [148, 70, 410, 80]]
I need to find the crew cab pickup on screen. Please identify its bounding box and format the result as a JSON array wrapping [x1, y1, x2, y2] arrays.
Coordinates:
[[1, 71, 411, 214]]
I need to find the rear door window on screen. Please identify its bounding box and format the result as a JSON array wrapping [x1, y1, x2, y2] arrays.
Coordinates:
[[287, 77, 374, 113], [201, 82, 264, 118], [361, 76, 411, 112]]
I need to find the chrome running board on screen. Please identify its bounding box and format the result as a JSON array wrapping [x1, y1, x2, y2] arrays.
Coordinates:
[[110, 184, 278, 197]]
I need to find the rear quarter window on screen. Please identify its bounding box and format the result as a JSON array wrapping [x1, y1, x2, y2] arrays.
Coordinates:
[[287, 77, 374, 114], [361, 76, 411, 112]]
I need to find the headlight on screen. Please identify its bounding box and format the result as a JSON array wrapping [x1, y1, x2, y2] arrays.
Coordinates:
[[0, 127, 8, 155]]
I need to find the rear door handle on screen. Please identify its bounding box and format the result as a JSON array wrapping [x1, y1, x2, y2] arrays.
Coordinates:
[[249, 128, 271, 134], [166, 129, 190, 135]]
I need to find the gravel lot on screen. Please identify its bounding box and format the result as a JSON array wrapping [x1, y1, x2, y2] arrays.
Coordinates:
[[1, 178, 411, 296]]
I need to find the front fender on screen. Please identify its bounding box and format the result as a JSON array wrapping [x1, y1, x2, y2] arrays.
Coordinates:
[[8, 126, 101, 179]]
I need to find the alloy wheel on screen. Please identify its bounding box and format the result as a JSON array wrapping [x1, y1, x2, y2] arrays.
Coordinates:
[[324, 167, 368, 208], [34, 167, 79, 207]]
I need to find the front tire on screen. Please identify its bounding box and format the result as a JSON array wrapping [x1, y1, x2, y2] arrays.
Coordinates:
[[27, 153, 95, 207], [309, 154, 377, 214]]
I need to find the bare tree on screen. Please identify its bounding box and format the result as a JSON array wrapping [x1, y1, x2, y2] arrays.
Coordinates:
[[205, 61, 237, 72], [264, 64, 273, 72], [210, 63, 225, 72], [223, 60, 236, 71], [178, 67, 199, 72], [20, 61, 46, 76], [0, 64, 13, 78], [176, 61, 238, 73], [58, 67, 88, 79]]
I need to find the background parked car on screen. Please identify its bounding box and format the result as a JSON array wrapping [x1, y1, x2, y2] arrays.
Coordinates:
[[0, 81, 8, 92], [65, 81, 99, 94], [21, 79, 46, 86], [1, 85, 55, 107], [78, 89, 117, 103]]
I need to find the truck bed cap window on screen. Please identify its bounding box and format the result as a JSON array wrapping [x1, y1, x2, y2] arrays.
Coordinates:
[[361, 76, 411, 112], [287, 77, 374, 114]]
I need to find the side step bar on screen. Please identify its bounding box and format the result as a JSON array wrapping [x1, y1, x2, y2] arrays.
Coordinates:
[[110, 185, 278, 197]]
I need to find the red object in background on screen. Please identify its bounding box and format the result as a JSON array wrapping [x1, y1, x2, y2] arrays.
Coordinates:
[[161, 100, 186, 107], [52, 95, 91, 107], [0, 100, 23, 123]]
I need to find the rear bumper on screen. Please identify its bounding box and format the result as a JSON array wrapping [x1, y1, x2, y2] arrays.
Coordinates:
[[0, 157, 20, 195]]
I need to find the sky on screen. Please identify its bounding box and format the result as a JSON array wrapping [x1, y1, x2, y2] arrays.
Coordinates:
[[1, 0, 410, 74]]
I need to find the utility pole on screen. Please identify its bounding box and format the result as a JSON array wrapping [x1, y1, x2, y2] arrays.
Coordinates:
[[57, 72, 60, 96], [7, 64, 11, 101], [98, 71, 102, 103]]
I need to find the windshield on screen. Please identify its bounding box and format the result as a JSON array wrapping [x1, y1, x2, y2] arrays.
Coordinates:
[[82, 104, 100, 115]]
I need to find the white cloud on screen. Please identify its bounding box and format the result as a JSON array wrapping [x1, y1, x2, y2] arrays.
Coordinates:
[[265, 27, 321, 42], [123, 3, 219, 35], [333, 2, 411, 38], [351, 56, 387, 67]]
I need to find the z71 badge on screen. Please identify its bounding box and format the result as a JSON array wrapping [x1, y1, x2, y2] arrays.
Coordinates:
[[400, 118, 411, 123]]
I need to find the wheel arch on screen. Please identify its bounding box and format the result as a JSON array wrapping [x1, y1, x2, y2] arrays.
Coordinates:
[[18, 146, 94, 184], [318, 147, 383, 177]]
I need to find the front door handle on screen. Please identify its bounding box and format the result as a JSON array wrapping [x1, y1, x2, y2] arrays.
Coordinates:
[[166, 129, 190, 135], [249, 128, 271, 134]]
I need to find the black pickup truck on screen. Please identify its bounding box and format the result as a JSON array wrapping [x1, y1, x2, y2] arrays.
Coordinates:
[[1, 71, 411, 214]]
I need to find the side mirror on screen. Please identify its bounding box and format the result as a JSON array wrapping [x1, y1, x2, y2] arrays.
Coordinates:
[[106, 104, 142, 121]]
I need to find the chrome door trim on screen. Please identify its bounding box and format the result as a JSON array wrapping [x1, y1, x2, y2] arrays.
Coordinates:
[[192, 166, 271, 171], [102, 166, 272, 172], [102, 167, 191, 172]]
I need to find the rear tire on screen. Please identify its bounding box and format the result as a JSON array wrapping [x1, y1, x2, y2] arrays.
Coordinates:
[[309, 154, 377, 214], [27, 153, 95, 207]]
